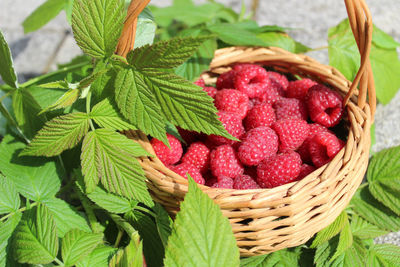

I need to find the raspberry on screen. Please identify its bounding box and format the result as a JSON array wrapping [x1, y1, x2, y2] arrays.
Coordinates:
[[233, 174, 260, 189], [244, 103, 276, 130], [297, 123, 330, 163], [211, 176, 234, 189], [244, 166, 258, 179], [210, 145, 244, 178], [238, 127, 278, 166], [306, 84, 344, 127], [170, 162, 205, 185], [216, 70, 235, 89], [309, 131, 345, 167], [274, 98, 308, 121], [297, 164, 316, 180], [177, 127, 198, 144], [268, 71, 289, 96], [194, 78, 205, 87], [272, 119, 309, 151], [286, 78, 317, 100], [253, 86, 281, 105], [234, 64, 271, 98], [205, 174, 217, 187], [203, 86, 218, 99], [215, 89, 249, 119], [208, 112, 245, 145], [257, 151, 302, 188], [181, 142, 210, 173], [151, 133, 183, 166]]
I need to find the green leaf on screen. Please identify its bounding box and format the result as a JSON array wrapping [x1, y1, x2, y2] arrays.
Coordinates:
[[175, 29, 217, 81], [372, 26, 400, 49], [240, 248, 302, 267], [257, 32, 310, 53], [114, 67, 167, 143], [12, 204, 58, 264], [74, 247, 113, 267], [325, 237, 367, 267], [90, 98, 137, 131], [81, 129, 152, 204], [42, 198, 91, 238], [350, 214, 388, 239], [368, 244, 400, 267], [12, 88, 47, 139], [22, 0, 65, 33], [72, 0, 125, 58], [0, 175, 20, 214], [164, 177, 240, 267], [330, 219, 353, 262], [314, 235, 339, 267], [367, 145, 400, 215], [65, 0, 74, 24], [87, 185, 133, 214], [134, 7, 157, 49], [109, 232, 143, 267], [39, 88, 80, 115], [0, 213, 22, 267], [208, 23, 267, 46], [61, 229, 103, 267], [76, 244, 116, 267], [0, 30, 17, 88], [21, 112, 90, 157], [311, 212, 348, 248], [154, 203, 172, 248], [350, 186, 400, 232], [0, 135, 63, 201], [128, 36, 212, 69], [142, 70, 233, 140]]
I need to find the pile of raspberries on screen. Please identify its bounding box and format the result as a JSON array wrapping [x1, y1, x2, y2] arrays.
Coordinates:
[[151, 63, 345, 190]]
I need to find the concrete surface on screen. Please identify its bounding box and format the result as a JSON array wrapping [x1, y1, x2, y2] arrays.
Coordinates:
[[1, 0, 400, 245]]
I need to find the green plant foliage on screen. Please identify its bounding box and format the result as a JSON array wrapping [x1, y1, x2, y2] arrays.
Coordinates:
[[76, 245, 116, 267], [164, 177, 240, 267], [0, 30, 17, 88], [240, 248, 302, 267], [0, 213, 22, 267], [154, 203, 173, 248], [311, 212, 349, 248], [86, 185, 134, 214], [134, 7, 157, 49], [350, 214, 388, 240], [109, 232, 143, 267], [0, 176, 20, 214]]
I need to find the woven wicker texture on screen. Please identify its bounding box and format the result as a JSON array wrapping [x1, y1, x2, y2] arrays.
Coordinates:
[[118, 0, 375, 256]]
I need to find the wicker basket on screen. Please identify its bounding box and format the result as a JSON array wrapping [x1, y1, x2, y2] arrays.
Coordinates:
[[119, 0, 376, 256]]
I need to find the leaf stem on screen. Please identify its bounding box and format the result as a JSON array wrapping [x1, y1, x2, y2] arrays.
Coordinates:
[[53, 257, 64, 266], [135, 205, 156, 218], [73, 184, 103, 233], [109, 213, 137, 238], [114, 229, 124, 247], [20, 62, 89, 88], [0, 202, 38, 222]]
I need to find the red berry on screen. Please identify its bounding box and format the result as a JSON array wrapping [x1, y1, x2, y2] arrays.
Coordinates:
[[286, 78, 317, 100], [181, 142, 210, 173], [215, 89, 249, 119], [216, 70, 235, 90], [297, 123, 330, 163], [205, 175, 218, 187], [234, 64, 271, 98], [170, 162, 205, 185], [297, 164, 316, 180], [306, 84, 344, 127], [210, 145, 244, 178], [257, 151, 302, 188], [203, 86, 217, 98], [208, 112, 245, 145], [274, 98, 308, 121], [233, 174, 260, 189], [253, 86, 281, 105], [211, 176, 234, 189], [309, 131, 345, 167], [177, 127, 199, 144], [244, 103, 276, 131], [268, 71, 289, 96], [272, 119, 309, 151], [194, 78, 205, 87], [238, 127, 278, 166], [151, 134, 183, 166]]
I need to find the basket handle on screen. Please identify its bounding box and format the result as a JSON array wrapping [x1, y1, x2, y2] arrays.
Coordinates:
[[117, 0, 376, 117]]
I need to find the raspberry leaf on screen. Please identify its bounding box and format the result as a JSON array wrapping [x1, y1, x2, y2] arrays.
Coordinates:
[[311, 212, 349, 248], [75, 245, 116, 267], [367, 145, 400, 216], [90, 98, 137, 131], [21, 112, 90, 157], [0, 175, 20, 214], [114, 67, 167, 144], [350, 214, 388, 240], [350, 186, 400, 232], [241, 248, 302, 267], [207, 23, 267, 46], [21, 0, 65, 34], [12, 204, 59, 264], [42, 198, 91, 238], [71, 0, 125, 58], [154, 203, 173, 248], [81, 129, 152, 205], [85, 185, 135, 214], [0, 213, 22, 267], [0, 135, 63, 201], [163, 177, 240, 267], [367, 244, 400, 267], [127, 36, 213, 69], [134, 8, 157, 49], [61, 229, 103, 267], [0, 30, 17, 88], [109, 232, 144, 267], [330, 219, 353, 262]]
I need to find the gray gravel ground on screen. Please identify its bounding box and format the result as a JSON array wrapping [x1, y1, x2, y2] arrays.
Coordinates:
[[1, 0, 400, 245]]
